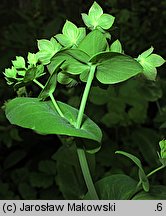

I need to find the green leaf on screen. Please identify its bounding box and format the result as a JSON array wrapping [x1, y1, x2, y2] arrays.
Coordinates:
[[137, 48, 165, 81], [56, 21, 86, 47], [138, 47, 154, 59], [23, 65, 44, 82], [39, 60, 65, 100], [3, 150, 26, 170], [38, 160, 57, 175], [52, 145, 87, 199], [131, 128, 159, 166], [12, 56, 26, 69], [146, 54, 165, 67], [59, 49, 90, 64], [49, 53, 89, 75], [89, 86, 110, 105], [115, 151, 149, 192], [5, 97, 102, 142], [28, 53, 38, 66], [88, 2, 103, 20], [90, 52, 142, 84], [110, 39, 122, 53], [132, 185, 166, 200], [57, 71, 74, 85], [98, 14, 115, 30], [81, 2, 115, 31], [4, 67, 17, 79], [18, 183, 37, 199], [85, 174, 137, 199], [78, 30, 107, 57], [29, 172, 54, 189], [37, 37, 61, 64]]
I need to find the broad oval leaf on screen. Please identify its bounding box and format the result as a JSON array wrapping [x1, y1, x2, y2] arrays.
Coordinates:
[[5, 97, 102, 142], [78, 30, 107, 57], [90, 52, 143, 84], [132, 185, 166, 200], [84, 174, 137, 200]]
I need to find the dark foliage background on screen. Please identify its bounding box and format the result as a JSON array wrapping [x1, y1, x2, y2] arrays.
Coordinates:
[[0, 0, 166, 199]]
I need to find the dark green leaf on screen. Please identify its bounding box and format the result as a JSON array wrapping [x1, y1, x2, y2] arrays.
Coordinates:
[[132, 185, 166, 200], [85, 174, 137, 199], [3, 150, 26, 170], [39, 60, 65, 100], [29, 172, 54, 189], [18, 183, 37, 199], [116, 151, 149, 192], [38, 160, 57, 175]]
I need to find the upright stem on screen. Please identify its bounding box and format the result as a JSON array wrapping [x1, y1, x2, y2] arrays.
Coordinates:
[[77, 148, 99, 200], [75, 65, 96, 129], [75, 65, 99, 200]]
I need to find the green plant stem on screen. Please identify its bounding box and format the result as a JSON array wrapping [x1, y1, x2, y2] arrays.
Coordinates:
[[77, 148, 99, 200], [147, 164, 165, 178], [33, 79, 64, 118], [75, 65, 96, 129], [75, 65, 98, 200], [136, 164, 165, 189], [33, 79, 44, 89], [49, 93, 64, 118]]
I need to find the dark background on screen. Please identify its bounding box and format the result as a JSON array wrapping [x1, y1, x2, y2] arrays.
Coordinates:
[[0, 0, 166, 199]]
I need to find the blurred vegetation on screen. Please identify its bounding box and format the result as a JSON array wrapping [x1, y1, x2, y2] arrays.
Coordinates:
[[0, 0, 166, 199]]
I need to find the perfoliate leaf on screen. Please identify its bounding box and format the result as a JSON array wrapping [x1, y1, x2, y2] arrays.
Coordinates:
[[5, 97, 102, 142], [90, 52, 142, 84], [78, 30, 107, 57], [12, 56, 26, 69], [110, 39, 122, 53]]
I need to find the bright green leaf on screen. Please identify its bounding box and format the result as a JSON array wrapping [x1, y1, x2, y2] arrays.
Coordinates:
[[5, 97, 102, 142], [78, 30, 107, 57], [90, 52, 142, 84], [110, 39, 122, 53], [28, 53, 38, 66], [98, 14, 115, 30], [146, 54, 165, 67], [12, 56, 26, 69]]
